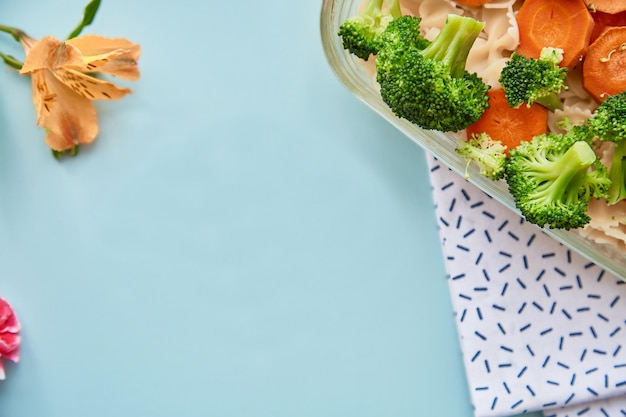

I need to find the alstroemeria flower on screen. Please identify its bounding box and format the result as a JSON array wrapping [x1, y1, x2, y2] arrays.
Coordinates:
[[0, 297, 20, 380], [19, 34, 141, 152]]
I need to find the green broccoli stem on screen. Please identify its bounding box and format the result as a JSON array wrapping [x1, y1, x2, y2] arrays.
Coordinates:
[[607, 139, 626, 204], [387, 0, 402, 19], [536, 141, 597, 204], [419, 14, 485, 78], [361, 0, 401, 20], [535, 93, 563, 111], [362, 0, 384, 17]]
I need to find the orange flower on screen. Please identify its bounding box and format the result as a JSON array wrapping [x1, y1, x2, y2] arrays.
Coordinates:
[[19, 34, 140, 152]]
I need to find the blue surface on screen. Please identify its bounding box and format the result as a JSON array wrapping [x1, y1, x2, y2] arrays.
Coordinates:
[[0, 1, 542, 416]]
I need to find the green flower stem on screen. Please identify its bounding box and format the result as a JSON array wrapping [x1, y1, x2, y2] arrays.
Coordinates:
[[0, 24, 26, 42], [67, 0, 101, 39], [0, 52, 22, 70], [0, 24, 26, 69]]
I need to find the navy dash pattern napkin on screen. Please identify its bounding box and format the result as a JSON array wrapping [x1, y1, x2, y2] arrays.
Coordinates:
[[426, 155, 626, 417]]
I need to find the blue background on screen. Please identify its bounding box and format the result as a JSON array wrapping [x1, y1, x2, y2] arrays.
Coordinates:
[[0, 1, 541, 416]]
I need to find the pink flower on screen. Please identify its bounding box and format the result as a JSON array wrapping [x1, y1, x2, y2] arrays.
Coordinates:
[[0, 297, 20, 380]]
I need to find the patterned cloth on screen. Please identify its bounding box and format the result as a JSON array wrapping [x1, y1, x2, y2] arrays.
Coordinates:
[[427, 155, 626, 417]]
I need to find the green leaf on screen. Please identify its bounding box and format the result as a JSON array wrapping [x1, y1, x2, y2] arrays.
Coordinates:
[[67, 0, 102, 39]]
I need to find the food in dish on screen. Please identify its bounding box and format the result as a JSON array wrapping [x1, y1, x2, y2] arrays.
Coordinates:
[[337, 0, 626, 252]]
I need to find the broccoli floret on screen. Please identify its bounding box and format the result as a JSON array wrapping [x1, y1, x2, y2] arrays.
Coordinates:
[[588, 91, 626, 141], [554, 117, 596, 145], [499, 47, 568, 111], [375, 15, 429, 77], [505, 132, 610, 230], [566, 123, 596, 145], [376, 13, 490, 132], [456, 132, 508, 180], [337, 0, 402, 60], [587, 91, 626, 204]]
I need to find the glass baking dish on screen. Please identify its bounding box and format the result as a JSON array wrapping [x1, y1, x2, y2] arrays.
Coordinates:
[[319, 0, 626, 280]]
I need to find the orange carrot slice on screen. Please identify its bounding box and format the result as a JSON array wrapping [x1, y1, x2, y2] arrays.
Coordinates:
[[465, 89, 548, 152], [588, 0, 626, 15], [515, 0, 595, 69], [589, 10, 626, 43], [454, 0, 495, 6], [583, 26, 626, 102]]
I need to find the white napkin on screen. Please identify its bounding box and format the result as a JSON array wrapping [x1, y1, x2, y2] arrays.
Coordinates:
[[426, 155, 626, 417]]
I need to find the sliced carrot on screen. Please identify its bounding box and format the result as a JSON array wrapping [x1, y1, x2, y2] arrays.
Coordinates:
[[454, 0, 495, 6], [587, 0, 626, 15], [589, 10, 626, 43], [465, 89, 548, 153], [515, 0, 595, 69], [583, 26, 626, 102]]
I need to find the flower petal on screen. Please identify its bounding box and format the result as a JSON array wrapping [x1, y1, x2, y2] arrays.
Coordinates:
[[0, 316, 18, 334], [2, 345, 20, 363], [0, 297, 20, 372], [30, 70, 56, 127], [53, 68, 132, 100], [0, 333, 20, 357], [66, 34, 141, 80], [0, 298, 20, 334], [20, 36, 84, 74], [33, 70, 99, 151]]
